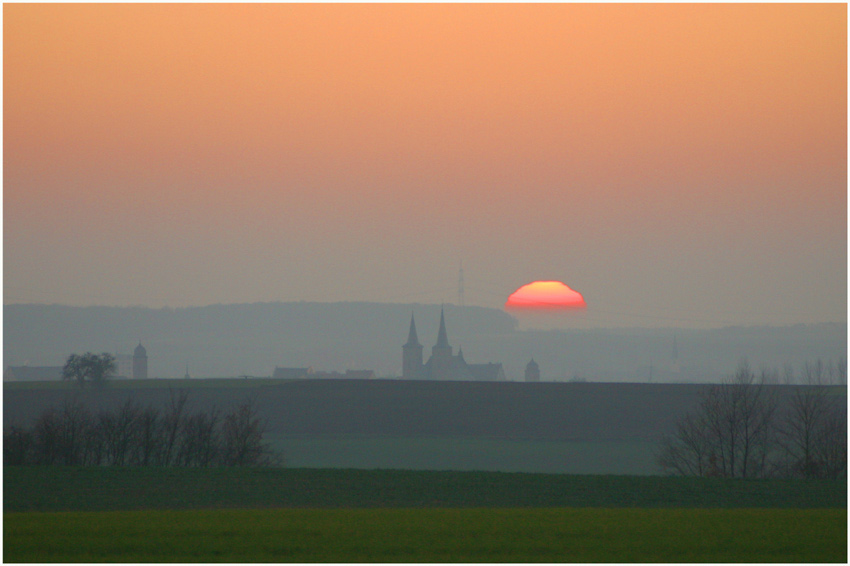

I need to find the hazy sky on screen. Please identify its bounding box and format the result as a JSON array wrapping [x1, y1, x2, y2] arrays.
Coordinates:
[[4, 3, 846, 328]]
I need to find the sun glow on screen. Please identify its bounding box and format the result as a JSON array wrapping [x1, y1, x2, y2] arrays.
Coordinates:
[[504, 280, 587, 311]]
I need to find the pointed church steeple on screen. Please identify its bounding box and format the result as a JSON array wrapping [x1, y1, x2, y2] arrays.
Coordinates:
[[405, 313, 421, 347], [430, 306, 453, 380], [402, 312, 424, 379], [435, 307, 450, 348]]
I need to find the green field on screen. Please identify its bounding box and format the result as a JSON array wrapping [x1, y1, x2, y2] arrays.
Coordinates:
[[6, 375, 847, 562], [5, 467, 846, 562], [6, 466, 845, 512], [5, 507, 845, 562]]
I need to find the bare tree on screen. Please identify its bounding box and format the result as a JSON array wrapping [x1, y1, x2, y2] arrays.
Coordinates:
[[776, 361, 847, 479], [734, 366, 777, 478], [31, 407, 63, 465], [57, 400, 94, 465], [814, 405, 847, 479], [161, 389, 190, 466], [656, 412, 711, 476], [659, 361, 777, 478], [4, 425, 33, 465], [130, 405, 162, 467], [222, 400, 275, 466], [782, 363, 795, 385], [4, 390, 281, 468], [176, 409, 220, 467]]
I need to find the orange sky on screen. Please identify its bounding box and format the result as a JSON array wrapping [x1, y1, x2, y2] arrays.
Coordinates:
[[4, 3, 846, 327]]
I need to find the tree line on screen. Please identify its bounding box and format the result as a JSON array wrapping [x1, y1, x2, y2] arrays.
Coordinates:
[[658, 359, 846, 480], [4, 391, 279, 467]]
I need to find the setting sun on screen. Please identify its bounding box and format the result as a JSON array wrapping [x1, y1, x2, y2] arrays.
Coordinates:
[[504, 281, 587, 311]]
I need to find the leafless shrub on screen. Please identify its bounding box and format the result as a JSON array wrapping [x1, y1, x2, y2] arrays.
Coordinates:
[[659, 361, 777, 478], [222, 400, 276, 467], [58, 400, 94, 465], [4, 390, 280, 468], [161, 389, 189, 466], [130, 405, 163, 466], [814, 405, 847, 480], [660, 359, 845, 481], [176, 408, 221, 467], [4, 424, 34, 465], [657, 412, 711, 476], [31, 407, 63, 465], [776, 373, 846, 479]]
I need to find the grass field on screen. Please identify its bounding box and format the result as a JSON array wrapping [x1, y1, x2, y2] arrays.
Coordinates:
[[5, 467, 846, 562], [5, 466, 845, 512], [5, 507, 845, 562]]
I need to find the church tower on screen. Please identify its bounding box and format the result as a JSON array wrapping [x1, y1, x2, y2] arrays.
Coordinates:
[[525, 358, 540, 382], [430, 307, 454, 380], [133, 341, 148, 379], [402, 313, 423, 379]]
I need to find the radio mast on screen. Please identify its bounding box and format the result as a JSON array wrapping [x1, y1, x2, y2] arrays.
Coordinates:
[[458, 261, 465, 308]]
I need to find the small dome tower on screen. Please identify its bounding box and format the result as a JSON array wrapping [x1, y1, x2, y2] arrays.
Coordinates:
[[132, 341, 148, 379], [525, 358, 540, 382]]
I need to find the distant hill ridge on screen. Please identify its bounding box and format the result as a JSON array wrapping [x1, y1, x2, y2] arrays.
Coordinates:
[[4, 302, 846, 382]]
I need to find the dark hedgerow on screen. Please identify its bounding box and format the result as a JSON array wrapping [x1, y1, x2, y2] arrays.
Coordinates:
[[3, 391, 279, 467]]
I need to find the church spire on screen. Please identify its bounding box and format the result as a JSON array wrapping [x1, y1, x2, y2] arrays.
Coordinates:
[[405, 312, 421, 347], [435, 306, 450, 348], [403, 312, 424, 380]]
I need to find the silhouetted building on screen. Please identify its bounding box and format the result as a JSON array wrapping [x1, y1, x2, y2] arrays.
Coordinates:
[[133, 341, 148, 379], [345, 369, 376, 380], [114, 354, 133, 379], [309, 369, 377, 380], [310, 371, 345, 379], [402, 313, 424, 380], [272, 366, 314, 379], [525, 358, 540, 382], [5, 366, 63, 381], [402, 308, 506, 381]]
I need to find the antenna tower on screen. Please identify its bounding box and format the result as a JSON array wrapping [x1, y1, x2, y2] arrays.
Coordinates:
[[458, 261, 465, 308]]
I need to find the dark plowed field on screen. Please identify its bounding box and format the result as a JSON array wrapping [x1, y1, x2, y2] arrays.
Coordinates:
[[4, 380, 845, 473], [7, 379, 719, 441]]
